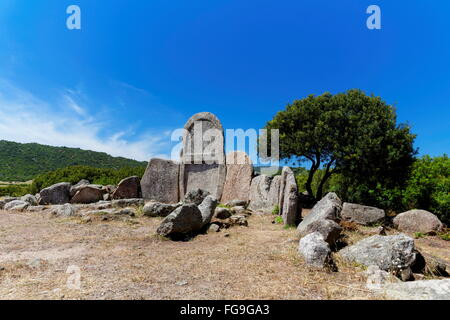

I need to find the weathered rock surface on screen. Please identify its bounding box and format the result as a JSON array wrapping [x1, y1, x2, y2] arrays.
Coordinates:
[[297, 192, 342, 236], [156, 204, 203, 237], [198, 195, 218, 227], [39, 182, 71, 205], [53, 203, 77, 217], [381, 279, 450, 300], [20, 194, 38, 206], [225, 199, 248, 208], [141, 158, 180, 203], [339, 234, 417, 273], [300, 219, 342, 245], [112, 176, 141, 200], [214, 207, 232, 219], [143, 202, 180, 217], [248, 175, 278, 213], [2, 196, 18, 203], [393, 209, 444, 233], [268, 176, 281, 209], [0, 200, 5, 210], [70, 185, 106, 204], [341, 202, 385, 225], [364, 265, 400, 290], [298, 232, 332, 268], [183, 188, 211, 206], [221, 151, 253, 203], [70, 180, 90, 197], [112, 198, 144, 208], [278, 167, 299, 226], [4, 200, 29, 211]]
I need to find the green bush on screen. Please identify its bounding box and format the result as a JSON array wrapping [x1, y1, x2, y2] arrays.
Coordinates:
[[0, 184, 32, 197]]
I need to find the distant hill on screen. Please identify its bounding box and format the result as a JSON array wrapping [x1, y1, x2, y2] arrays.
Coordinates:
[[0, 140, 147, 181]]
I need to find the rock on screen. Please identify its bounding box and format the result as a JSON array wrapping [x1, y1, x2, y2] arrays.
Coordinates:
[[179, 112, 226, 200], [2, 196, 18, 203], [278, 167, 299, 226], [112, 176, 141, 200], [339, 234, 417, 274], [248, 175, 279, 213], [0, 200, 5, 210], [114, 207, 136, 216], [70, 179, 90, 197], [268, 176, 282, 210], [20, 194, 38, 206], [364, 265, 400, 290], [183, 188, 211, 206], [143, 202, 180, 217], [225, 199, 248, 208], [229, 215, 248, 227], [81, 216, 92, 223], [341, 203, 385, 226], [198, 195, 218, 227], [4, 200, 29, 211], [40, 182, 71, 205], [141, 158, 180, 203], [112, 198, 144, 208], [300, 219, 342, 245], [26, 205, 47, 212], [103, 193, 111, 201], [298, 232, 332, 268], [214, 207, 232, 219], [156, 204, 203, 237], [54, 204, 77, 217], [393, 209, 444, 234], [382, 279, 450, 300], [297, 193, 342, 236], [208, 223, 221, 233], [70, 185, 106, 204], [230, 206, 248, 215], [221, 151, 253, 203]]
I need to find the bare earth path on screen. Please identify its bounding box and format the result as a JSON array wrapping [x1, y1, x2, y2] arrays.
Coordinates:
[[0, 210, 422, 300]]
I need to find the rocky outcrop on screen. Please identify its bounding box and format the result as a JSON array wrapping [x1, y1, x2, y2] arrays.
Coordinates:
[[70, 185, 106, 204], [341, 203, 385, 225], [4, 200, 29, 211], [112, 176, 141, 200], [39, 182, 72, 205], [156, 204, 203, 237], [143, 202, 180, 217], [393, 209, 444, 234], [297, 192, 342, 236], [299, 219, 342, 245], [298, 232, 332, 268], [381, 279, 450, 300], [339, 234, 417, 274]]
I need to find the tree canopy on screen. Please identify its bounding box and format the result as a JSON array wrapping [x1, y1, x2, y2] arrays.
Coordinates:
[[264, 89, 417, 201]]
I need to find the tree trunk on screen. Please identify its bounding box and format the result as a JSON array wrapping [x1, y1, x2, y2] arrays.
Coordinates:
[[316, 160, 335, 200]]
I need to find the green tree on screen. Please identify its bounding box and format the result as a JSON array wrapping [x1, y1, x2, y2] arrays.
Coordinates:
[[264, 89, 417, 201]]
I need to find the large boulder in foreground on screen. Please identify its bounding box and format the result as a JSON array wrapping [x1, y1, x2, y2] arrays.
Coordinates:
[[297, 192, 342, 236], [70, 185, 106, 204], [157, 204, 203, 237], [341, 202, 385, 225], [39, 182, 71, 205], [112, 176, 141, 200], [339, 234, 417, 273], [381, 279, 450, 300], [393, 209, 444, 234], [298, 232, 332, 268]]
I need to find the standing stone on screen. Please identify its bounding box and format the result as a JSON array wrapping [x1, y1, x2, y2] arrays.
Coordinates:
[[141, 158, 179, 203], [198, 195, 218, 227], [179, 112, 226, 200], [278, 167, 299, 226], [221, 151, 253, 203], [248, 175, 273, 213], [268, 175, 281, 209], [112, 176, 141, 199], [393, 209, 444, 234], [39, 182, 72, 205]]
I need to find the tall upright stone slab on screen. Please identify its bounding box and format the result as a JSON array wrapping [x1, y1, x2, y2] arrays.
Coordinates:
[[221, 151, 253, 203], [278, 166, 299, 225], [141, 158, 179, 203], [179, 112, 226, 200], [248, 175, 280, 213]]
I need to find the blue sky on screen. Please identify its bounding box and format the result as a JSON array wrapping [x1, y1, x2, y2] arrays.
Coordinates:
[[0, 0, 449, 161]]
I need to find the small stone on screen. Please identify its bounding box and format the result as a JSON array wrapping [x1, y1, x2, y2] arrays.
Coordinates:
[[209, 223, 221, 233]]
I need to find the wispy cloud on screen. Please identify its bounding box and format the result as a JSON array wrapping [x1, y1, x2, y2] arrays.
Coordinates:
[[0, 79, 173, 161]]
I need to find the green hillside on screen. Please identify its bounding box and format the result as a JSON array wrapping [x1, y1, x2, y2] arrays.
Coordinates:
[[0, 140, 147, 181]]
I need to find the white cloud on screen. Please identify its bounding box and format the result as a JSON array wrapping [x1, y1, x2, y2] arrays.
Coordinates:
[[0, 80, 173, 161]]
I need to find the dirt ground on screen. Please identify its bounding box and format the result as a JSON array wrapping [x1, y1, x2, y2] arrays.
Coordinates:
[[0, 209, 448, 300]]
